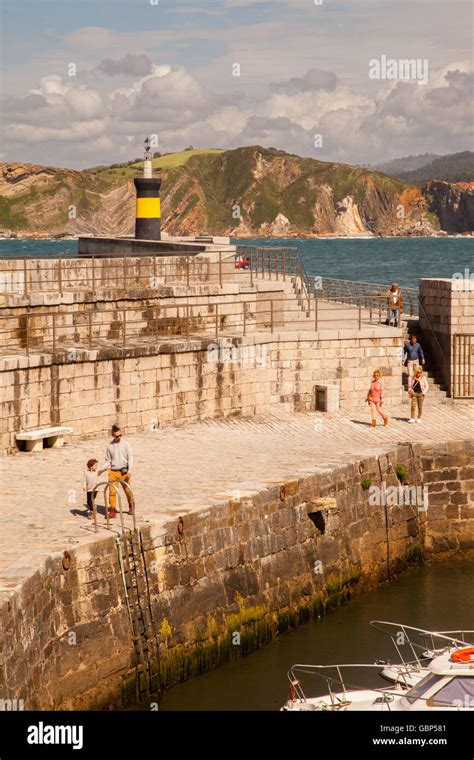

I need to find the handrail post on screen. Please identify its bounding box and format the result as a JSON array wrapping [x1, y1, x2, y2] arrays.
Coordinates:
[[104, 486, 110, 530], [92, 492, 98, 533], [314, 294, 318, 332], [23, 258, 29, 297], [186, 256, 190, 288], [25, 314, 29, 356], [58, 259, 63, 296], [92, 256, 96, 296], [218, 251, 222, 287], [186, 303, 190, 339]]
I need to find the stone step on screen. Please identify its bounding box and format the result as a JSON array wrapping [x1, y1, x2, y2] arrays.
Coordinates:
[[402, 377, 447, 389]]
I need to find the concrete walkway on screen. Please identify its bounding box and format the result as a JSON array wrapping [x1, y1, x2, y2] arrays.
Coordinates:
[[1, 402, 473, 604]]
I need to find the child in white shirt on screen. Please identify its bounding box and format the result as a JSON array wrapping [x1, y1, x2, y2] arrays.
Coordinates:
[[82, 458, 107, 516]]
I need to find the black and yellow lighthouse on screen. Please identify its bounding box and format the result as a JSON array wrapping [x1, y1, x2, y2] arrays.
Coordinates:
[[133, 137, 161, 240]]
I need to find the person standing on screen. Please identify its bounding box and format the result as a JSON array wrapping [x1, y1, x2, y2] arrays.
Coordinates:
[[403, 335, 426, 381], [105, 425, 134, 517], [408, 367, 429, 424], [366, 369, 389, 427], [385, 282, 403, 327], [82, 458, 107, 518]]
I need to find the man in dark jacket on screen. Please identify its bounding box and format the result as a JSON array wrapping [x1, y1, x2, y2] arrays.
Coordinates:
[[403, 335, 425, 380]]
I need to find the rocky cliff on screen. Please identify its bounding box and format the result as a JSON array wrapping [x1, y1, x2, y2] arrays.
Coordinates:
[[0, 146, 457, 239], [424, 180, 474, 233], [0, 163, 134, 238], [161, 147, 437, 237]]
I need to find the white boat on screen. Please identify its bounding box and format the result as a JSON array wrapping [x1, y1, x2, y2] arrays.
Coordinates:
[[282, 643, 474, 711], [370, 621, 474, 688]]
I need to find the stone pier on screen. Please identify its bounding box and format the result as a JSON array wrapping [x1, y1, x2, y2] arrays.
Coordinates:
[[0, 407, 473, 708], [0, 260, 473, 710]]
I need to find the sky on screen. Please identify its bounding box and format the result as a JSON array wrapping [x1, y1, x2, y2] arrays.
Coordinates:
[[1, 0, 473, 169]]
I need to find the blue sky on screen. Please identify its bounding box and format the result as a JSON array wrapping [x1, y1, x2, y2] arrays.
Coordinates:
[[1, 0, 472, 167]]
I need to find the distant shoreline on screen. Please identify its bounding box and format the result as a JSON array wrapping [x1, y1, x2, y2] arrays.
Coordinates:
[[0, 232, 473, 242]]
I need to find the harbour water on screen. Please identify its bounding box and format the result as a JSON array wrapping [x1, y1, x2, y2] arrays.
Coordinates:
[[0, 237, 473, 290], [156, 560, 474, 711]]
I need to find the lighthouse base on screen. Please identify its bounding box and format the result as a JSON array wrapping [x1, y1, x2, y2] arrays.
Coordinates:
[[77, 236, 221, 258]]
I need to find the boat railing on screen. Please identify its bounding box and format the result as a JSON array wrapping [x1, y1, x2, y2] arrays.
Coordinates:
[[370, 620, 474, 667], [287, 658, 474, 711], [287, 663, 405, 711]]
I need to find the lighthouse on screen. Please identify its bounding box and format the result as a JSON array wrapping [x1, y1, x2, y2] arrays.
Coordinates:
[[134, 137, 162, 240]]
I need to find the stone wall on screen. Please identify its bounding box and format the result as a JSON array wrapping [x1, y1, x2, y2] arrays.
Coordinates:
[[419, 278, 474, 396], [1, 440, 471, 709], [0, 282, 286, 351], [0, 330, 402, 453], [0, 252, 241, 298], [422, 439, 474, 551]]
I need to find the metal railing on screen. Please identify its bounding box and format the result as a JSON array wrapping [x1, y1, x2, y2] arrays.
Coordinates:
[[0, 295, 390, 357], [453, 334, 474, 398], [0, 246, 301, 296], [0, 253, 234, 295], [92, 479, 137, 534], [314, 278, 455, 389], [316, 277, 419, 318], [0, 247, 413, 323], [236, 245, 311, 312]]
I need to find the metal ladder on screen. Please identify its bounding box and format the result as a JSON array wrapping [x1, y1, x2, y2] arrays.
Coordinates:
[[117, 528, 161, 703], [91, 480, 161, 702]]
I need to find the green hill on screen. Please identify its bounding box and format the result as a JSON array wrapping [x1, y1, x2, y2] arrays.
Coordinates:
[[89, 149, 225, 180], [0, 146, 443, 238], [376, 151, 474, 184]]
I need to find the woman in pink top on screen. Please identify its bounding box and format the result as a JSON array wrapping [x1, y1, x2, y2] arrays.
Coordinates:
[[366, 369, 389, 427]]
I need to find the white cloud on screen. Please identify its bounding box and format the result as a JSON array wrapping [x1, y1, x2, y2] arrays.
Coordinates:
[[8, 121, 106, 144], [3, 56, 472, 167]]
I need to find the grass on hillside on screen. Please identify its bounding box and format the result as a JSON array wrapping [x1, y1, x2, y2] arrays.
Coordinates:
[[94, 149, 225, 179]]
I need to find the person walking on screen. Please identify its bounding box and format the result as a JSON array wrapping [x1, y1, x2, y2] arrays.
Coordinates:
[[408, 366, 429, 424], [104, 425, 134, 517], [385, 282, 403, 327], [403, 334, 426, 381], [366, 369, 389, 427]]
